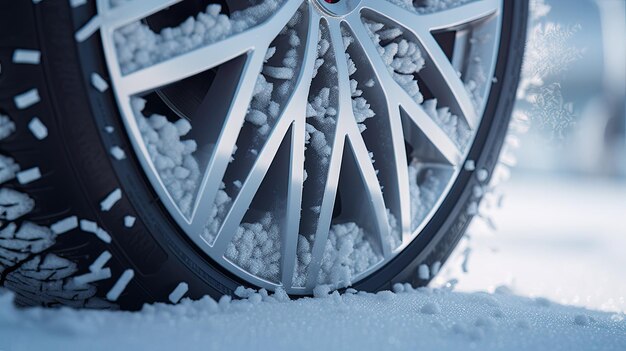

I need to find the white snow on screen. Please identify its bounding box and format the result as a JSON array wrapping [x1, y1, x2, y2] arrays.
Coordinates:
[[386, 0, 476, 14], [100, 188, 122, 212], [13, 88, 40, 110], [28, 117, 48, 140], [79, 219, 98, 233], [89, 251, 112, 272], [225, 212, 281, 282], [106, 269, 134, 302], [408, 162, 442, 231], [0, 114, 16, 141], [123, 215, 136, 228], [0, 188, 35, 221], [363, 19, 471, 149], [476, 168, 489, 182], [0, 155, 20, 184], [422, 99, 471, 149], [201, 182, 231, 244], [317, 222, 382, 287], [16, 167, 41, 185], [449, 175, 626, 315], [244, 10, 303, 138], [12, 49, 41, 64], [50, 216, 78, 235], [168, 282, 189, 304], [73, 268, 112, 285], [74, 15, 101, 42], [90, 72, 109, 92], [131, 97, 201, 217], [114, 0, 285, 74], [364, 19, 424, 104], [109, 146, 126, 160], [418, 263, 430, 280], [1, 285, 624, 351], [80, 219, 112, 243]]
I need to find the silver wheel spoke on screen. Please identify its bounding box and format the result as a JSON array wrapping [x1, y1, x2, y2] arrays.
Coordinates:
[[188, 51, 267, 235], [281, 8, 321, 288], [359, 0, 502, 129], [397, 95, 463, 166], [112, 1, 304, 95], [118, 32, 261, 95], [304, 133, 344, 289], [347, 18, 462, 165], [406, 31, 479, 129], [210, 115, 293, 255], [329, 20, 392, 258]]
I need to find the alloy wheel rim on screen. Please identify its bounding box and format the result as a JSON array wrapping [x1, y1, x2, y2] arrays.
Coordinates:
[[97, 0, 503, 293]]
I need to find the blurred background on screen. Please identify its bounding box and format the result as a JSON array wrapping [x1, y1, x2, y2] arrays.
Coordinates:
[[441, 0, 626, 314]]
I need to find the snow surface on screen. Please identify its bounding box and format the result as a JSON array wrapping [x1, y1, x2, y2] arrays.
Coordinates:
[[1, 285, 624, 351], [446, 174, 626, 315]]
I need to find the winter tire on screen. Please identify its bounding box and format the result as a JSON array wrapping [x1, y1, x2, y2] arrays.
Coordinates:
[[0, 0, 527, 309]]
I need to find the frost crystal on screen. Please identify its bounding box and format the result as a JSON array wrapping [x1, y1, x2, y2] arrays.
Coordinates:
[[517, 0, 582, 139]]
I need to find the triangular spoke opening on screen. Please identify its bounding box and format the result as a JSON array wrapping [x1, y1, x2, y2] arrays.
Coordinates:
[[223, 124, 293, 284], [314, 138, 385, 288]]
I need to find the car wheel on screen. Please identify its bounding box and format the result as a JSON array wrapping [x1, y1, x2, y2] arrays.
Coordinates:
[[0, 0, 527, 309]]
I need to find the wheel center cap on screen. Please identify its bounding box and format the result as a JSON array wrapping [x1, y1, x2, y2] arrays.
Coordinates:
[[314, 0, 361, 17]]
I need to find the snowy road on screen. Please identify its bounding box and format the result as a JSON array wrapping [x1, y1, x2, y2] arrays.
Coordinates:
[[1, 285, 625, 351], [448, 173, 626, 314], [2, 173, 626, 351]]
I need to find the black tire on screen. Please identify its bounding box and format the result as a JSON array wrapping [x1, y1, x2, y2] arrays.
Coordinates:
[[0, 0, 527, 310]]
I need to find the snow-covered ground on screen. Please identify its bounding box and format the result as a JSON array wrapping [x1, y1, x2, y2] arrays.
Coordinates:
[[1, 174, 625, 350], [445, 172, 626, 314], [1, 283, 624, 351]]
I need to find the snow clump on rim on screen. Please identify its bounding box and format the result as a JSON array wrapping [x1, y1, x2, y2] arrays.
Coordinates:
[[131, 97, 203, 217], [385, 0, 477, 14], [114, 0, 286, 74], [225, 212, 281, 282], [363, 19, 425, 104], [246, 9, 304, 135], [408, 162, 441, 231], [317, 222, 382, 288]]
